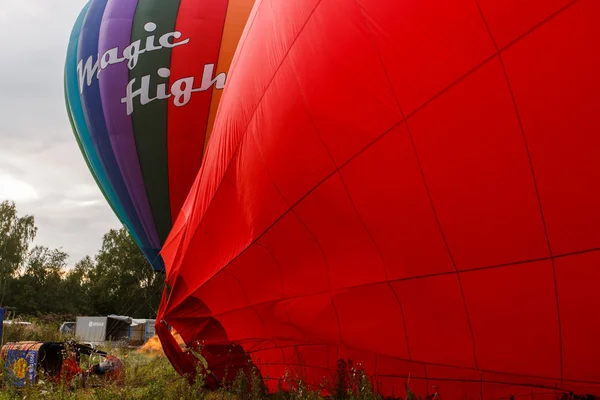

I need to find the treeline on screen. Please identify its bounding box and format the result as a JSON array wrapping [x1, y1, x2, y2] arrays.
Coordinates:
[[0, 201, 162, 319]]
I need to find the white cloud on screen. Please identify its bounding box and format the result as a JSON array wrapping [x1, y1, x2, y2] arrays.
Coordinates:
[[0, 0, 123, 266], [0, 1, 48, 23], [0, 171, 39, 203]]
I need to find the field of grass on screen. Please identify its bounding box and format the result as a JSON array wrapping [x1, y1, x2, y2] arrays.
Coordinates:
[[0, 321, 401, 400], [0, 321, 592, 400], [0, 346, 401, 400]]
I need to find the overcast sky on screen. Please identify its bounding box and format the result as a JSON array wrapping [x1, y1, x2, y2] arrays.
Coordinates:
[[0, 0, 122, 266]]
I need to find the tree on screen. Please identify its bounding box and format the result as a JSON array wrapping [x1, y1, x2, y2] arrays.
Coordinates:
[[0, 201, 37, 306], [61, 256, 94, 315], [10, 246, 69, 315], [0, 200, 163, 319], [87, 228, 163, 318]]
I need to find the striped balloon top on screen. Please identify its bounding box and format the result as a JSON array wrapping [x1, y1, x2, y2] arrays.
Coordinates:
[[65, 0, 255, 271]]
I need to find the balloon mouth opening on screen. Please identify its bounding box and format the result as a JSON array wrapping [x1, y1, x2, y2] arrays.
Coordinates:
[[155, 282, 257, 390]]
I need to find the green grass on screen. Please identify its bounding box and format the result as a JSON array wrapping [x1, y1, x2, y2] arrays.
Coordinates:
[[0, 350, 206, 400], [0, 322, 595, 400], [2, 320, 64, 343], [0, 346, 438, 400]]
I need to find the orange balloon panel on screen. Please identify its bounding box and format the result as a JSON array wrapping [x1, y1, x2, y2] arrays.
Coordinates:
[[158, 0, 600, 398]]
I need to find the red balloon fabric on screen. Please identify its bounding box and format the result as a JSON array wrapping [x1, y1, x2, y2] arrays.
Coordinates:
[[158, 0, 600, 398]]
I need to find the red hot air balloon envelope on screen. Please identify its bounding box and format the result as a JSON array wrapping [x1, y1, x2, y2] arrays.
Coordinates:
[[157, 0, 600, 398]]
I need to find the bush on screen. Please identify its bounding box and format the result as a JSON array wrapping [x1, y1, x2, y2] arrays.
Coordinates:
[[2, 321, 63, 343]]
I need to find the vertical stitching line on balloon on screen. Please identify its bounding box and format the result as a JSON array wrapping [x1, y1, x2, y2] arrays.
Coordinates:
[[480, 370, 484, 400], [254, 242, 310, 344], [338, 173, 414, 362], [312, 0, 403, 299], [339, 166, 415, 362], [249, 1, 329, 304], [351, 0, 480, 370], [424, 365, 430, 396], [281, 47, 344, 294], [246, 110, 334, 347], [472, 0, 569, 383], [261, 0, 350, 352], [289, 72, 404, 358], [221, 268, 269, 337]]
